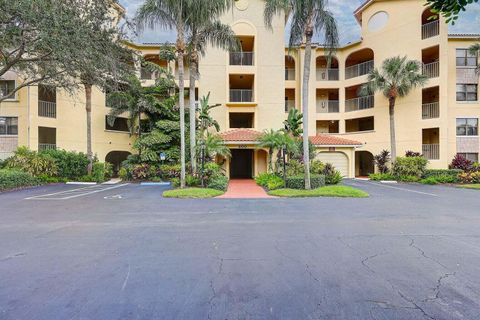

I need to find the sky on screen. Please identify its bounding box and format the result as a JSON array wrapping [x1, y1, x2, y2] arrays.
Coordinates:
[[119, 0, 480, 45]]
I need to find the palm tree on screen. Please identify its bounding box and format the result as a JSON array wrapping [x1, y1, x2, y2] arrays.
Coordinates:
[[203, 132, 231, 161], [198, 93, 221, 135], [264, 0, 339, 189], [136, 0, 190, 188], [186, 3, 239, 174], [283, 108, 303, 137], [258, 129, 282, 173], [361, 56, 428, 160]]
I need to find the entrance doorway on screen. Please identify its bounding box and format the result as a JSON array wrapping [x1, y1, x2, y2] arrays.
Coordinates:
[[356, 151, 374, 177], [230, 149, 253, 179]]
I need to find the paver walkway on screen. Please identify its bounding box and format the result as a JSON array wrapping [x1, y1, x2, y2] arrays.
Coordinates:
[[218, 179, 274, 199]]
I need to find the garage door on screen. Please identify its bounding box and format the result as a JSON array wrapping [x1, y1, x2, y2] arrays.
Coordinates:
[[316, 152, 349, 177]]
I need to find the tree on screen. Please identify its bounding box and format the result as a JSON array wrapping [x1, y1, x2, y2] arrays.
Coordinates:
[[136, 0, 192, 188], [258, 129, 282, 173], [283, 108, 303, 137], [426, 0, 478, 23], [107, 65, 177, 156], [186, 1, 239, 174], [264, 0, 339, 189], [361, 56, 428, 160], [68, 1, 134, 174], [198, 93, 221, 134], [470, 43, 480, 74], [203, 132, 231, 162]]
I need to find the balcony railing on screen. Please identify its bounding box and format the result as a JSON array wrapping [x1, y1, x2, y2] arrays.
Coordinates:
[[38, 143, 57, 151], [230, 89, 253, 103], [316, 100, 339, 113], [423, 61, 439, 78], [345, 60, 374, 79], [422, 20, 439, 40], [38, 100, 56, 118], [285, 100, 295, 113], [422, 144, 440, 160], [422, 102, 440, 119], [230, 52, 254, 66], [316, 68, 339, 81], [285, 68, 295, 80], [345, 95, 374, 112], [140, 69, 157, 80]]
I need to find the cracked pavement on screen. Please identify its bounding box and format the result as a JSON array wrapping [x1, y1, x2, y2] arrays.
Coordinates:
[[1, 181, 480, 319]]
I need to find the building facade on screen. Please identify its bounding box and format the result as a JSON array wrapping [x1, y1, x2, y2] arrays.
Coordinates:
[[1, 0, 479, 178]]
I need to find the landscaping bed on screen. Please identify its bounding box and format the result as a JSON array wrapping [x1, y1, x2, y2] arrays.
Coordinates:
[[268, 185, 369, 198], [457, 184, 480, 190], [162, 188, 224, 198]]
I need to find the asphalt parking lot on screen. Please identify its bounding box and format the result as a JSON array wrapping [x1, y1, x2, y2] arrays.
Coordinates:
[[1, 180, 480, 319]]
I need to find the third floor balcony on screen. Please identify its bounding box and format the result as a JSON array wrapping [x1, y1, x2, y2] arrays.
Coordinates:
[[345, 48, 374, 80]]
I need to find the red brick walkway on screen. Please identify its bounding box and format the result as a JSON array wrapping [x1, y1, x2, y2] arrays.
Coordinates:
[[218, 179, 274, 199]]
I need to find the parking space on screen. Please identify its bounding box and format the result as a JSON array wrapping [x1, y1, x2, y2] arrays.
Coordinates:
[[1, 181, 480, 319]]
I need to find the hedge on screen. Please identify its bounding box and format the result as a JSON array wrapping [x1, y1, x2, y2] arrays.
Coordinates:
[[286, 174, 325, 190], [423, 169, 463, 179], [0, 169, 39, 191]]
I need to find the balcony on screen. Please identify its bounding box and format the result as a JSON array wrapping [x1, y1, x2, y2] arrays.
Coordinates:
[[230, 89, 253, 103], [345, 60, 374, 80], [285, 100, 295, 113], [230, 52, 254, 66], [38, 143, 57, 151], [285, 68, 295, 81], [422, 20, 439, 40], [345, 95, 374, 112], [316, 100, 339, 113], [423, 61, 439, 78], [422, 144, 439, 160], [422, 102, 440, 119], [38, 101, 57, 118], [38, 85, 56, 118], [317, 120, 339, 134], [316, 56, 339, 81]]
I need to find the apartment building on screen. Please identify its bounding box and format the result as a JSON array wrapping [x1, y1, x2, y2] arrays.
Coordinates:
[[1, 0, 478, 179]]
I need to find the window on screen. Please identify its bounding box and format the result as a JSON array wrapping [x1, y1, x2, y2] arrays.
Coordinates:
[[456, 118, 478, 136], [456, 84, 477, 101], [0, 117, 18, 135], [457, 153, 479, 162], [0, 80, 15, 99], [456, 49, 477, 67], [105, 116, 129, 132]]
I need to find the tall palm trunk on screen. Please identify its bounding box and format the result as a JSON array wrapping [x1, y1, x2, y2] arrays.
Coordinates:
[[302, 29, 313, 190], [84, 83, 93, 174], [138, 109, 142, 157], [177, 30, 186, 188], [389, 97, 397, 160], [189, 52, 198, 174]]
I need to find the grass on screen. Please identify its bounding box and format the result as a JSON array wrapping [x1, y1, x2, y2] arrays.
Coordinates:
[[162, 187, 224, 198], [268, 185, 369, 198], [457, 184, 480, 190]]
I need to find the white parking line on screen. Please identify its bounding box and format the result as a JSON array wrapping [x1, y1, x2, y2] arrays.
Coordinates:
[[25, 184, 129, 200], [346, 180, 438, 197]]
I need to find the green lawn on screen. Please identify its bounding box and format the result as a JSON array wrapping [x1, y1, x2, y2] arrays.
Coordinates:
[[162, 188, 224, 198], [268, 185, 369, 198], [457, 184, 480, 190]]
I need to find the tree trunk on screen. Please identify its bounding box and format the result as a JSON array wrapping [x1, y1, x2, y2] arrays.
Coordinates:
[[268, 149, 273, 173], [302, 32, 313, 190], [189, 53, 198, 174], [85, 84, 93, 175], [389, 97, 397, 161], [138, 109, 142, 157], [177, 30, 186, 188]]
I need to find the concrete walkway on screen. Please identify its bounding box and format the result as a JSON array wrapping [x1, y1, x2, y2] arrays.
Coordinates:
[[218, 179, 274, 199]]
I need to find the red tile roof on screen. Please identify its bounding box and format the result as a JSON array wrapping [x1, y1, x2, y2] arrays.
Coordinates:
[[310, 134, 362, 146], [220, 129, 362, 146], [220, 129, 262, 142]]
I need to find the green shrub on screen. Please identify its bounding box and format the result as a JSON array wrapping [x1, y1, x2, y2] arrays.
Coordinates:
[[310, 160, 325, 174], [171, 177, 180, 187], [118, 167, 129, 181], [267, 178, 284, 190], [36, 175, 67, 184], [398, 175, 420, 182], [6, 147, 57, 177], [255, 173, 284, 190], [286, 174, 325, 189], [322, 163, 342, 185], [186, 174, 201, 187], [159, 164, 182, 179], [91, 162, 112, 183], [0, 169, 39, 191], [208, 175, 229, 191], [458, 171, 480, 184], [202, 162, 223, 180], [130, 163, 158, 181], [286, 159, 305, 176], [423, 169, 462, 180], [420, 177, 439, 185], [369, 173, 396, 181], [392, 156, 428, 178], [40, 149, 89, 179]]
